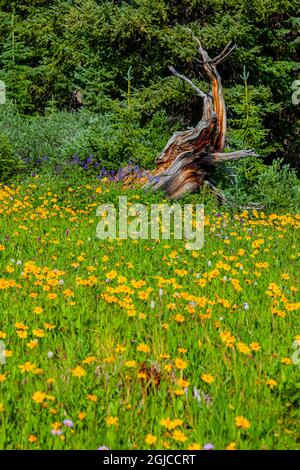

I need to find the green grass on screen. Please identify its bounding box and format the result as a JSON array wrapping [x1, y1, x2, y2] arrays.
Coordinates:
[[0, 175, 299, 450]]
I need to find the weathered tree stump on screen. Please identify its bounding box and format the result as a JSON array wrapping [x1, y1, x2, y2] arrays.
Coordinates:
[[143, 36, 257, 200]]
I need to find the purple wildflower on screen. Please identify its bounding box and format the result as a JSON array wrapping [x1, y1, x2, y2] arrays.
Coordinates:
[[63, 419, 74, 428], [51, 429, 63, 436], [203, 443, 214, 450]]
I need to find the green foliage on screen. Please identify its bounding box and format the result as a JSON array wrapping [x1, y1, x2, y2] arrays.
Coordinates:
[[253, 159, 300, 210], [0, 0, 298, 165], [219, 159, 300, 211], [62, 107, 171, 172], [227, 67, 281, 155], [0, 101, 172, 175], [0, 131, 23, 180], [0, 102, 93, 162]]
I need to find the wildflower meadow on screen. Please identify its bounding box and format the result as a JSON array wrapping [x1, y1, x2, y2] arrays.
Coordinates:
[[0, 176, 299, 450], [0, 1, 299, 456]]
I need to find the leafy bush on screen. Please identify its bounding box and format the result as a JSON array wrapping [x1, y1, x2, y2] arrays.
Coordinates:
[[0, 103, 94, 164], [220, 159, 300, 211], [61, 107, 171, 172], [253, 159, 300, 210], [0, 102, 172, 177], [0, 131, 23, 181]]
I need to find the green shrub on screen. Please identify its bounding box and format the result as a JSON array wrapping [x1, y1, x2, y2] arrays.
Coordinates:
[[253, 159, 300, 210], [0, 102, 172, 176], [61, 105, 171, 172], [0, 103, 95, 163], [0, 131, 23, 181], [220, 158, 300, 211]]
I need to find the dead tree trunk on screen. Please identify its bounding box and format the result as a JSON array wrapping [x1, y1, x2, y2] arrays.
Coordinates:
[[144, 37, 257, 199]]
